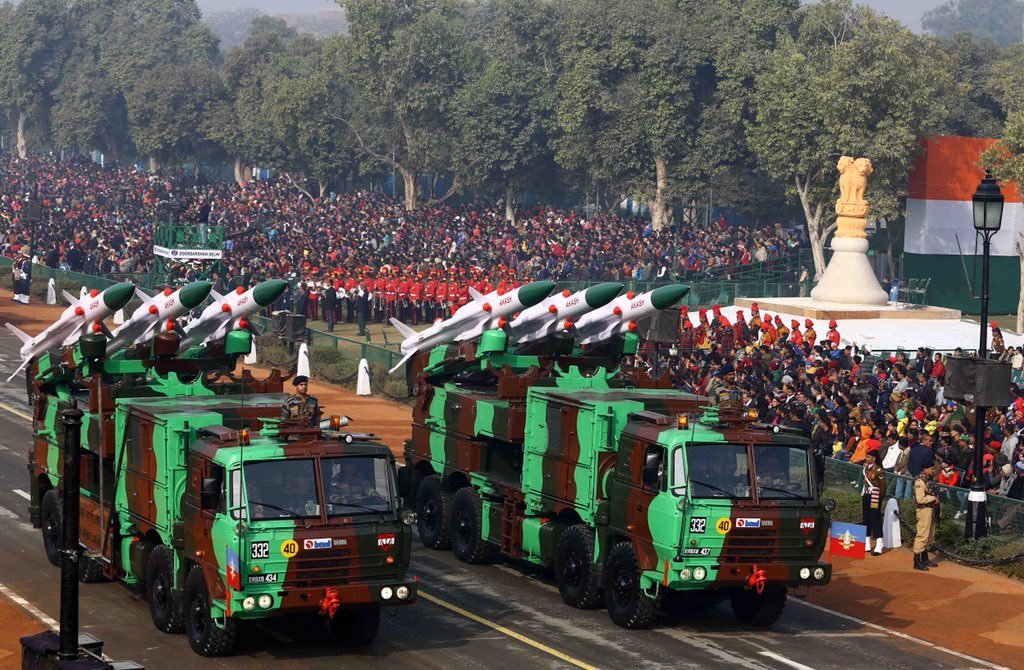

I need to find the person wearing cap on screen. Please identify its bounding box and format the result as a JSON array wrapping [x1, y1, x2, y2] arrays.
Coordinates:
[[913, 459, 940, 571], [826, 319, 840, 346], [990, 321, 1006, 356], [706, 363, 739, 407], [861, 448, 887, 555], [281, 375, 321, 426], [804, 319, 817, 348], [789, 319, 803, 347], [775, 316, 789, 342]]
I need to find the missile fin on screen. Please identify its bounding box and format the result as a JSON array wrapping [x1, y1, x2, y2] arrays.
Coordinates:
[[61, 290, 79, 306], [5, 358, 31, 383], [388, 350, 415, 375], [4, 323, 32, 345], [61, 329, 83, 347], [99, 322, 115, 340], [468, 287, 485, 303], [389, 318, 417, 339], [209, 289, 225, 303], [136, 289, 155, 305]]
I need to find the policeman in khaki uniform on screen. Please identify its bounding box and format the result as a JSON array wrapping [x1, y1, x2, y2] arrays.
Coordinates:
[[281, 375, 321, 426], [913, 459, 940, 571]]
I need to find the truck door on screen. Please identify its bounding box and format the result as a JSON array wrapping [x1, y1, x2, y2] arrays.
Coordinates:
[[184, 456, 236, 599], [609, 437, 667, 570]]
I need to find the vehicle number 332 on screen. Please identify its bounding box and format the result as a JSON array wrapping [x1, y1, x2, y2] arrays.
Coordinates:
[[250, 541, 270, 559]]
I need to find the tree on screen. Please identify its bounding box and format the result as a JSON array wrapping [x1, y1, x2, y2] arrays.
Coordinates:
[[923, 0, 1024, 48], [748, 0, 951, 278], [554, 0, 707, 230], [333, 0, 480, 210], [0, 0, 68, 157]]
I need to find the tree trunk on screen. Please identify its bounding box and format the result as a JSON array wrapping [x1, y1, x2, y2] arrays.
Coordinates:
[[149, 156, 159, 172], [648, 154, 671, 231], [234, 157, 247, 185], [319, 181, 328, 199], [16, 110, 27, 159], [795, 175, 826, 279], [401, 168, 417, 211], [505, 183, 516, 225]]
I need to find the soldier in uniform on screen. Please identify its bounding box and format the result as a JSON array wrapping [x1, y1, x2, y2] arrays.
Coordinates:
[[734, 310, 750, 347], [12, 248, 31, 304], [913, 459, 940, 571], [706, 364, 739, 407], [826, 319, 841, 347], [790, 320, 803, 347], [804, 319, 817, 348], [991, 322, 1006, 356], [749, 302, 762, 340], [775, 316, 789, 342], [281, 375, 321, 426]]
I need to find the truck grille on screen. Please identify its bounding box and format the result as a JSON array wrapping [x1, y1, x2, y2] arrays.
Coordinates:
[[720, 529, 813, 563], [284, 549, 389, 587]]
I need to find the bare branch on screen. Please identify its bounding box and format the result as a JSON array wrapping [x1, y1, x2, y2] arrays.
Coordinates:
[[335, 114, 401, 170], [823, 221, 838, 241], [284, 173, 315, 202], [424, 179, 460, 207]]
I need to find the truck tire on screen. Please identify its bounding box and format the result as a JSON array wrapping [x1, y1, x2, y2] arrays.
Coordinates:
[[184, 566, 237, 656], [415, 475, 452, 550], [731, 586, 787, 627], [147, 545, 185, 634], [328, 605, 381, 647], [554, 525, 603, 609], [41, 489, 62, 568], [450, 487, 491, 564], [604, 541, 656, 629]]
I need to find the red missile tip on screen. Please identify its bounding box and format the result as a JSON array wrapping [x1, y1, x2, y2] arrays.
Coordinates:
[[74, 306, 85, 316], [482, 302, 492, 312], [613, 306, 622, 316], [626, 291, 635, 299], [236, 286, 245, 295], [564, 320, 573, 330], [497, 318, 507, 328], [628, 321, 637, 332], [91, 322, 102, 333], [165, 320, 176, 331], [163, 288, 173, 297], [562, 289, 571, 298], [239, 318, 249, 329], [89, 289, 100, 298], [148, 305, 159, 315], [548, 304, 558, 314], [221, 303, 231, 313]]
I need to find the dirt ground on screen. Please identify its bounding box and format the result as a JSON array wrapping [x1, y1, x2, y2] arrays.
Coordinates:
[[3, 288, 1024, 666], [0, 595, 44, 670]]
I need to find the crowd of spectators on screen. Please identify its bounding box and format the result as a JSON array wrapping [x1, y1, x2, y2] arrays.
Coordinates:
[[0, 155, 805, 289], [636, 315, 1024, 527]]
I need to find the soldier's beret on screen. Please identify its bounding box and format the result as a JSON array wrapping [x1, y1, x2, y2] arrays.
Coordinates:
[[293, 375, 309, 385]]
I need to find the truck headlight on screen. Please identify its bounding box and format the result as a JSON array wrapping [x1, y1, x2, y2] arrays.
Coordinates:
[[401, 510, 416, 526], [679, 568, 692, 581], [824, 499, 836, 512], [257, 594, 273, 609], [242, 596, 256, 611], [380, 586, 393, 600], [396, 586, 409, 600], [813, 568, 826, 581], [693, 567, 707, 581], [800, 568, 811, 580]]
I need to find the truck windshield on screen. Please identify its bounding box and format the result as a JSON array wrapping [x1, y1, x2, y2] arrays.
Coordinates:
[[686, 444, 751, 499], [244, 459, 320, 520], [753, 445, 812, 499], [321, 456, 392, 516]]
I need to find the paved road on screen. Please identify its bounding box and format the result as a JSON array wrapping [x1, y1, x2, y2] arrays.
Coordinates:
[[0, 332, 1004, 670]]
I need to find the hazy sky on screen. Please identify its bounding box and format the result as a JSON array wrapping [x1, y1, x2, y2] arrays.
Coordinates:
[[197, 1, 941, 32]]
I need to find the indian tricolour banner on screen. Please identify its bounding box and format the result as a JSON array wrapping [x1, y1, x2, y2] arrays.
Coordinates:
[[905, 136, 1023, 257]]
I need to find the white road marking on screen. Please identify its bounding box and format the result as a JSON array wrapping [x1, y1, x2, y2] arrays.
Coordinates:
[[13, 489, 30, 500], [758, 651, 817, 670], [0, 581, 58, 629], [791, 599, 1010, 670]]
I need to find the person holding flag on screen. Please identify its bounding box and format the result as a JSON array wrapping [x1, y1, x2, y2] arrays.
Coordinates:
[[913, 459, 940, 571]]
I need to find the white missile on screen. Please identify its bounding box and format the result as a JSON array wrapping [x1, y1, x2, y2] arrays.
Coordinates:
[[179, 280, 288, 350], [4, 282, 136, 381], [507, 282, 623, 345], [572, 284, 689, 345], [106, 281, 212, 356], [388, 280, 555, 373]]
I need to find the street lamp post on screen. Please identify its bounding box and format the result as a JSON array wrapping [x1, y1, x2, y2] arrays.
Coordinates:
[[966, 171, 1004, 541]]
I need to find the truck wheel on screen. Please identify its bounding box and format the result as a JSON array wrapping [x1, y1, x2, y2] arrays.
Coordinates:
[[731, 586, 787, 627], [41, 489, 62, 568], [328, 605, 381, 647], [415, 475, 452, 550], [147, 546, 185, 634], [554, 525, 603, 609], [604, 541, 656, 629], [450, 487, 492, 564], [184, 566, 237, 656], [79, 556, 109, 583]]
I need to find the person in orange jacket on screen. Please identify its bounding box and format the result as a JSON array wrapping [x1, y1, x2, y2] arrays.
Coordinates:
[[826, 319, 841, 346], [804, 318, 817, 348], [790, 319, 803, 347]]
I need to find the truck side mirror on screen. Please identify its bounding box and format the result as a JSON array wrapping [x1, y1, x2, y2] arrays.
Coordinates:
[[201, 477, 221, 510]]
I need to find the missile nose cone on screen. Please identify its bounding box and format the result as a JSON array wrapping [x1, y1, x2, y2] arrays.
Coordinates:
[[650, 284, 690, 310], [584, 282, 624, 308], [252, 279, 288, 307], [178, 281, 212, 309], [517, 280, 556, 307], [102, 283, 136, 311]]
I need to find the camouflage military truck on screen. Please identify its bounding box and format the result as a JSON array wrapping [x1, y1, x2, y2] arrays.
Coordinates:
[[23, 281, 416, 656], [401, 302, 832, 630]]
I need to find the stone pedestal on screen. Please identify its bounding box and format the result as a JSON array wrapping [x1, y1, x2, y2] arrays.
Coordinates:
[[810, 237, 887, 305]]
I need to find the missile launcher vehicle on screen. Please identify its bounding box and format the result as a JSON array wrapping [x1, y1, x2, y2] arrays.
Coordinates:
[[395, 282, 832, 629], [14, 280, 416, 656]]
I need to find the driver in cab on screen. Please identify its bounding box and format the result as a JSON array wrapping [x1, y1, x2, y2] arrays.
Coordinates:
[[328, 460, 380, 509]]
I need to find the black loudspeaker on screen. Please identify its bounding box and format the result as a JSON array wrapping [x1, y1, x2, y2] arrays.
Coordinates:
[[637, 309, 681, 343], [286, 314, 308, 343], [944, 357, 1012, 407], [272, 311, 289, 338]]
